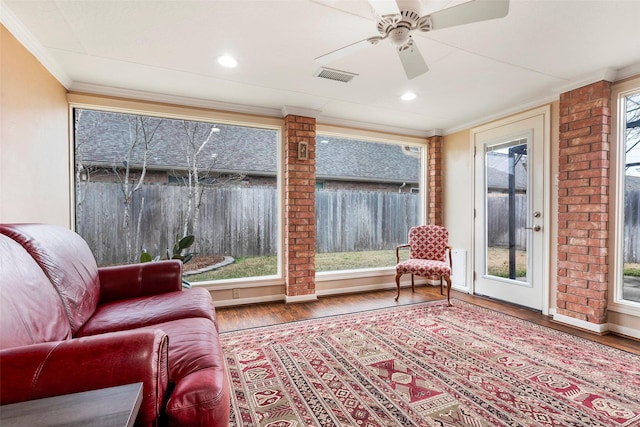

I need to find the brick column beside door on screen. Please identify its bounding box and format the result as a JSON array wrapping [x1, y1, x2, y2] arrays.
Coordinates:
[[284, 115, 316, 299], [557, 81, 611, 325], [428, 135, 444, 226]]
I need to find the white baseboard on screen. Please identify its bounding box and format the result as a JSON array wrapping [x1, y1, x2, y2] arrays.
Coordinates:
[[316, 282, 397, 296], [607, 323, 640, 340], [214, 294, 284, 307], [285, 293, 318, 303], [552, 313, 609, 334]]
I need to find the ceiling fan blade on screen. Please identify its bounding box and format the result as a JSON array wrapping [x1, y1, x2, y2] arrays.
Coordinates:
[[429, 0, 509, 30], [315, 35, 386, 65], [368, 0, 400, 17], [397, 41, 428, 79], [314, 38, 372, 65]]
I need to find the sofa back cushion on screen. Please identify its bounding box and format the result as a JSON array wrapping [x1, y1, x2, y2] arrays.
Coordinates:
[[0, 224, 100, 335], [0, 234, 72, 348]]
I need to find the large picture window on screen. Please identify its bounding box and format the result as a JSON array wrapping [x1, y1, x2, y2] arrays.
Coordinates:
[[618, 90, 640, 305], [74, 108, 280, 283], [314, 135, 423, 272]]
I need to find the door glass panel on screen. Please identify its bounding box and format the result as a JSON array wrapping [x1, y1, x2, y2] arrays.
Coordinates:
[[484, 139, 529, 283]]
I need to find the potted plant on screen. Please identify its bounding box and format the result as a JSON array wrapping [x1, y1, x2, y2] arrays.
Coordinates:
[[140, 234, 195, 288]]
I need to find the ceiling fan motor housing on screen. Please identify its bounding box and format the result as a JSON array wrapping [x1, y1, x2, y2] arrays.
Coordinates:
[[376, 9, 431, 47]]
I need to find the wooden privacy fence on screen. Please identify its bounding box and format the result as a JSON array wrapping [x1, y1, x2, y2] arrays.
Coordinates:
[[76, 183, 420, 266], [625, 191, 640, 264], [315, 190, 419, 253], [487, 194, 527, 250], [76, 183, 640, 266], [487, 191, 640, 263]]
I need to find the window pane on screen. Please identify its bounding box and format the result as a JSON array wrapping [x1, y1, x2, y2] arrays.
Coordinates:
[[74, 108, 279, 283], [623, 92, 640, 303], [314, 136, 422, 272]]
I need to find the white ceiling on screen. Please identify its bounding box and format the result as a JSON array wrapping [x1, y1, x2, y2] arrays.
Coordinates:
[[3, 0, 640, 136]]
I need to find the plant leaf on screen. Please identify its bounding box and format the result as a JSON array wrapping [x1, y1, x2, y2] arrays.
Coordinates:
[[140, 251, 153, 263], [179, 235, 195, 250]]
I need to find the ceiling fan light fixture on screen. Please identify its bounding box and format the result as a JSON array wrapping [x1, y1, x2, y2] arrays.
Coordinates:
[[388, 26, 411, 46]]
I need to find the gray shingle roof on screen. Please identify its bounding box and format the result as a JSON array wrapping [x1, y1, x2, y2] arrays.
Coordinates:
[[75, 109, 420, 183], [485, 152, 527, 191]]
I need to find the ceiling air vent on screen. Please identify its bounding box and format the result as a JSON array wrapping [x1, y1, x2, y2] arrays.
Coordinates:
[[315, 67, 358, 83]]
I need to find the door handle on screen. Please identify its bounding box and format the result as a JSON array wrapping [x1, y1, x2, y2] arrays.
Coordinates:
[[525, 225, 541, 232]]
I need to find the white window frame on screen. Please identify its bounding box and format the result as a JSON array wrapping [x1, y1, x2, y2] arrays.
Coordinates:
[[610, 78, 640, 316], [68, 93, 285, 289], [314, 124, 427, 281]]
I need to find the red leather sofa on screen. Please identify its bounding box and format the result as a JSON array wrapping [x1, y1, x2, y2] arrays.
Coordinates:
[[0, 223, 229, 426]]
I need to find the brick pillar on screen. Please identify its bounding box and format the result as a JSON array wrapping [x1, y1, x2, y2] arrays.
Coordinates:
[[557, 81, 611, 325], [284, 115, 316, 298], [427, 135, 444, 226]]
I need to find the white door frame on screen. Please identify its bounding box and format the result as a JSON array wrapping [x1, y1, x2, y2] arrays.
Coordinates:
[[471, 106, 551, 315]]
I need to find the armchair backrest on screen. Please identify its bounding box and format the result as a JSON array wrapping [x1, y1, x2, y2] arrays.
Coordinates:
[[408, 225, 449, 262]]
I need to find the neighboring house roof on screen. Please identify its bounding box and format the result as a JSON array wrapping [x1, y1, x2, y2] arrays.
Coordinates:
[[75, 109, 420, 184], [485, 151, 528, 192]]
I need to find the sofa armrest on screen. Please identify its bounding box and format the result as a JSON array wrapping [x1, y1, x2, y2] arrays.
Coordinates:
[[0, 329, 169, 427], [98, 260, 183, 304]]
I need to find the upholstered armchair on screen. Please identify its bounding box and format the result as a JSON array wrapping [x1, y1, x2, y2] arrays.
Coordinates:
[[394, 225, 452, 306]]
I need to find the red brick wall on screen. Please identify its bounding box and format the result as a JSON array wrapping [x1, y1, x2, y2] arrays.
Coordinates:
[[557, 81, 611, 325], [428, 135, 444, 226], [284, 115, 316, 297]]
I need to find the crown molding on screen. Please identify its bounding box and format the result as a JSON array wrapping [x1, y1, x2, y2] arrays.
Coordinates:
[[443, 92, 558, 136], [317, 114, 432, 138], [69, 82, 284, 118], [615, 62, 640, 81], [0, 0, 72, 88], [281, 106, 322, 119], [552, 67, 618, 95], [70, 83, 433, 138]]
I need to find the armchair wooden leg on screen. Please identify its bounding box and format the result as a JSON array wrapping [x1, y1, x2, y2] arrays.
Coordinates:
[[444, 275, 452, 306], [411, 274, 415, 293], [439, 277, 443, 295], [395, 273, 402, 301]]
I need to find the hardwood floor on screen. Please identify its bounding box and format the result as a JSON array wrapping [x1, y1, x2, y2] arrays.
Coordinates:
[[215, 286, 640, 355]]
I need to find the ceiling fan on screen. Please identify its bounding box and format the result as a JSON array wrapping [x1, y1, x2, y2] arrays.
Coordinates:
[[315, 0, 510, 80]]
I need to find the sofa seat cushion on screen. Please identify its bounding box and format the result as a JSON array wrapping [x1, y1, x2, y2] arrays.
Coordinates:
[[149, 317, 229, 426], [0, 235, 71, 348], [76, 288, 216, 337]]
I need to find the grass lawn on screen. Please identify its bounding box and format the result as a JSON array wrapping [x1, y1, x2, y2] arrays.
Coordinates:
[[187, 249, 640, 282], [187, 249, 400, 281]]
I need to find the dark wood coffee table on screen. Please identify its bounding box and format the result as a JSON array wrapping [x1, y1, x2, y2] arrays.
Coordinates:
[[0, 382, 143, 427]]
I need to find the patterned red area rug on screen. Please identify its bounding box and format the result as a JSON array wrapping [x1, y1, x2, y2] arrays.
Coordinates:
[[221, 300, 640, 426]]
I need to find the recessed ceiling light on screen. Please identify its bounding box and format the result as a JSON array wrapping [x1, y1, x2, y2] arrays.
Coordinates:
[[218, 55, 237, 68], [401, 92, 417, 101]]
